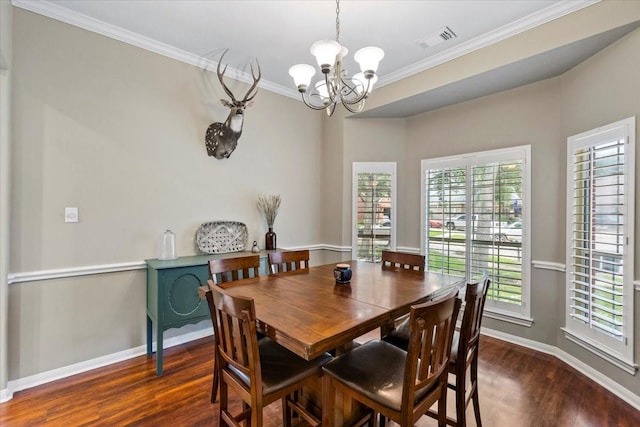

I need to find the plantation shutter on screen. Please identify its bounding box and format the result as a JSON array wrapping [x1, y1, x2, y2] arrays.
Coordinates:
[[353, 163, 395, 262], [424, 146, 529, 317], [569, 139, 626, 339], [425, 166, 467, 278], [470, 160, 524, 306]]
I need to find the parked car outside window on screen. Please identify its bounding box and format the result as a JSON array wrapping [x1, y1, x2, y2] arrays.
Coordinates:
[[445, 214, 477, 230]]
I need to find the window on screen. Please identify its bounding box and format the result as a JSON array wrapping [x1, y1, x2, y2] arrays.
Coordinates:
[[565, 117, 635, 372], [352, 162, 396, 262], [422, 146, 531, 321]]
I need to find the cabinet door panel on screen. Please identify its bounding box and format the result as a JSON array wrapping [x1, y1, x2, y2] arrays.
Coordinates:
[[159, 265, 209, 325]]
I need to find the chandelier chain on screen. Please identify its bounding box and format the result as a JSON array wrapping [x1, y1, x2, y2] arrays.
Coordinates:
[[335, 0, 340, 43]]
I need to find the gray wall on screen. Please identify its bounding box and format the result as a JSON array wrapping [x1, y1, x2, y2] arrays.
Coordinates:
[[8, 8, 323, 379], [0, 0, 13, 394]]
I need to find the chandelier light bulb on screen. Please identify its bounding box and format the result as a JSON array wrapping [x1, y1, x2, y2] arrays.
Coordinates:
[[353, 73, 378, 94], [289, 64, 316, 92], [354, 46, 385, 73], [310, 40, 341, 72], [338, 45, 349, 60]]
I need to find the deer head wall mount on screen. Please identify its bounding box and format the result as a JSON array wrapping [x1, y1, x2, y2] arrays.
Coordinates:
[[205, 50, 261, 159]]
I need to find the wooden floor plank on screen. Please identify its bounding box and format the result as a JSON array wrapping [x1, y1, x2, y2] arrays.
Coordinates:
[[1, 335, 638, 426]]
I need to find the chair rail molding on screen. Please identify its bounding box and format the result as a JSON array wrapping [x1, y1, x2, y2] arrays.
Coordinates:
[[7, 261, 147, 284], [6, 245, 353, 284], [531, 260, 566, 272]]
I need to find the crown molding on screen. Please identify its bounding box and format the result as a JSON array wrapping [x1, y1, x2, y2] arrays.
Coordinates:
[[11, 0, 300, 100], [377, 0, 600, 88], [12, 0, 599, 98]]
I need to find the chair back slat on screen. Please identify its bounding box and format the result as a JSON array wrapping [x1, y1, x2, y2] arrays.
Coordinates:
[[209, 255, 261, 284], [268, 250, 310, 274], [381, 250, 425, 271], [404, 288, 461, 404], [458, 276, 490, 362]]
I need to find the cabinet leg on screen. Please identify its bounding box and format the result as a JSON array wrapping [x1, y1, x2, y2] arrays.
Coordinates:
[[146, 316, 153, 356], [156, 328, 163, 375]]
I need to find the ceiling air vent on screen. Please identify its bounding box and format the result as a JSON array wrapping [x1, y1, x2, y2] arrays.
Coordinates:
[[417, 26, 458, 48]]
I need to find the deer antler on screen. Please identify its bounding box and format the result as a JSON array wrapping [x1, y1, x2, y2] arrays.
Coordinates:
[[216, 49, 261, 104], [217, 49, 237, 102], [242, 61, 261, 102]]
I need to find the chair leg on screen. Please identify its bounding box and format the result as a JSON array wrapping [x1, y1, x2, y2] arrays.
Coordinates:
[[322, 375, 335, 427], [438, 381, 448, 427], [210, 367, 218, 403], [456, 366, 466, 427], [471, 357, 482, 427], [282, 396, 293, 427]]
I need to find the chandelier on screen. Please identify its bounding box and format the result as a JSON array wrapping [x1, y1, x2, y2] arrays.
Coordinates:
[[288, 0, 384, 116]]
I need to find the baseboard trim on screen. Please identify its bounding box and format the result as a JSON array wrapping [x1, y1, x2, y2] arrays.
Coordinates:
[[0, 387, 12, 403], [481, 327, 640, 411], [2, 328, 213, 402]]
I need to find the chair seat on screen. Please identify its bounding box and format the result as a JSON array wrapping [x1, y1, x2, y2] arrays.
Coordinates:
[[323, 340, 436, 412], [230, 338, 332, 395]]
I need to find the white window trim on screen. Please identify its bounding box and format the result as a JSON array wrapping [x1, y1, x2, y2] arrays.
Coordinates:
[[352, 162, 397, 260], [421, 145, 531, 320], [565, 117, 636, 371]]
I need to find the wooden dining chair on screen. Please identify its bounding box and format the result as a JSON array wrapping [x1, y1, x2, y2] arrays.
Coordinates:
[[268, 249, 310, 274], [205, 284, 331, 427], [208, 254, 261, 284], [385, 276, 491, 427], [206, 254, 261, 403], [322, 288, 461, 427], [381, 250, 425, 271], [379, 250, 426, 338]]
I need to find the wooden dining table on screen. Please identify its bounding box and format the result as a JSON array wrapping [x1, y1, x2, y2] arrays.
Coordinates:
[[218, 260, 464, 360], [212, 260, 464, 423]]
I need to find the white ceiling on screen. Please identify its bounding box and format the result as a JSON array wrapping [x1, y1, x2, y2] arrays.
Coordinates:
[[13, 0, 638, 117]]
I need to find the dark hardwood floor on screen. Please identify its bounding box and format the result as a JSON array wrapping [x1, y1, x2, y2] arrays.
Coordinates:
[[1, 335, 638, 426]]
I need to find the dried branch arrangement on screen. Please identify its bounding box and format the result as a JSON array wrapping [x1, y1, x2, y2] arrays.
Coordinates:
[[257, 194, 281, 228]]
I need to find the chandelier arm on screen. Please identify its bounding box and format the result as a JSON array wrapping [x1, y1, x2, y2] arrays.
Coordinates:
[[300, 92, 332, 111], [339, 76, 370, 105], [325, 72, 340, 105], [341, 98, 365, 114], [326, 102, 337, 116]]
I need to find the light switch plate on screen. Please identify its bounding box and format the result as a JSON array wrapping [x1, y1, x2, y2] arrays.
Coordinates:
[[65, 207, 79, 223]]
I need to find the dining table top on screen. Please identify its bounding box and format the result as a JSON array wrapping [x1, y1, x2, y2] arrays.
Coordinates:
[[217, 260, 464, 360]]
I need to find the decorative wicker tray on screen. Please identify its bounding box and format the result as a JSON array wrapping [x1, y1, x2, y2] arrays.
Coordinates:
[[196, 221, 248, 254]]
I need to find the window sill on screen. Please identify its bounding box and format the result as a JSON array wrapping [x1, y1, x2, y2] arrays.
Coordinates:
[[561, 328, 637, 375], [484, 308, 533, 327]]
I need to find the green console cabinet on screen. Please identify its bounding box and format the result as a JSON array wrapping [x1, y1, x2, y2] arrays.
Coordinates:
[[146, 252, 269, 375]]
